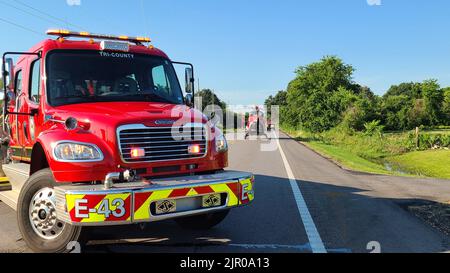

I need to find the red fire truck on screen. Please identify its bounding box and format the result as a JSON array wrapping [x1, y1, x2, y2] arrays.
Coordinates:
[[245, 106, 269, 138], [0, 30, 254, 252]]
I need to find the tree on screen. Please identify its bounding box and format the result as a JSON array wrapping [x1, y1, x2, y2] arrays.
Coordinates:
[[195, 88, 230, 128], [265, 90, 287, 107], [341, 94, 379, 131], [422, 79, 443, 126], [407, 99, 427, 128], [267, 56, 448, 133], [380, 79, 446, 130], [355, 85, 377, 101], [195, 89, 226, 112], [443, 87, 450, 125], [285, 56, 358, 132], [265, 90, 287, 118], [380, 94, 410, 130], [383, 82, 422, 99]]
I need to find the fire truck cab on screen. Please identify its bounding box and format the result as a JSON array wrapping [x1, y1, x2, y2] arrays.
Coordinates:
[[0, 30, 254, 253]]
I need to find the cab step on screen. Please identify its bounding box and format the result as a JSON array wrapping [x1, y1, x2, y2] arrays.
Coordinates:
[[0, 163, 30, 210], [0, 190, 19, 210]]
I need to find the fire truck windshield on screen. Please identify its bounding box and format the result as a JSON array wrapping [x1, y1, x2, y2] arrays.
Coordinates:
[[46, 50, 184, 106]]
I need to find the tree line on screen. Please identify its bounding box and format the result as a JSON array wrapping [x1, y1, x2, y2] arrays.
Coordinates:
[[194, 88, 245, 129], [265, 56, 450, 133]]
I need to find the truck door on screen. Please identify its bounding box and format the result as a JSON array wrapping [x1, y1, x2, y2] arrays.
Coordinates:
[[16, 66, 29, 159], [16, 58, 41, 161], [26, 58, 41, 151], [9, 69, 23, 160]]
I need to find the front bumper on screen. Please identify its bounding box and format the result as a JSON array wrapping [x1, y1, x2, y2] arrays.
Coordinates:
[[54, 171, 254, 226]]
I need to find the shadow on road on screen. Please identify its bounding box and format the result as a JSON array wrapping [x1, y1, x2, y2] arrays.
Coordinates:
[[79, 173, 449, 253]]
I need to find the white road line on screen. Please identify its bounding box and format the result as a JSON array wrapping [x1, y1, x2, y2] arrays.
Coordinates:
[[276, 133, 327, 253]]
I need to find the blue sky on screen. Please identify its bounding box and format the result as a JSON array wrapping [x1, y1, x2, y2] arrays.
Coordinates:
[[1, 0, 450, 105]]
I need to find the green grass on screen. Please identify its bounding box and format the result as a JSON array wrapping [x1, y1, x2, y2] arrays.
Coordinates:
[[305, 141, 398, 176], [423, 130, 450, 134], [281, 124, 450, 179], [387, 150, 450, 179]]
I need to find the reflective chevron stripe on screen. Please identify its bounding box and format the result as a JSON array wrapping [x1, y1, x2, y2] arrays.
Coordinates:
[[64, 177, 255, 224], [133, 182, 241, 221]]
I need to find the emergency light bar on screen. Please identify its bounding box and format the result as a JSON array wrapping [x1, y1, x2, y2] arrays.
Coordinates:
[[46, 29, 151, 44]]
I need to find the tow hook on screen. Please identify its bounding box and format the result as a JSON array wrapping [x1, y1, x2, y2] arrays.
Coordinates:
[[104, 170, 133, 189]]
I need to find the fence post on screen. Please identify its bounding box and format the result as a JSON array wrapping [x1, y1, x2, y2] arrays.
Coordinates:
[[415, 127, 419, 149]]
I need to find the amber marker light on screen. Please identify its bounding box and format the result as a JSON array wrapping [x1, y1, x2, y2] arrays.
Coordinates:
[[188, 144, 201, 155], [130, 148, 146, 158]]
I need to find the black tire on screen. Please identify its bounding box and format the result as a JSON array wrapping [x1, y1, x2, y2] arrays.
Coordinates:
[[175, 209, 230, 230], [17, 168, 84, 253]]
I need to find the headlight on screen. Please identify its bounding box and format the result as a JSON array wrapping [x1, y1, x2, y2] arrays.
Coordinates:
[[53, 142, 103, 161], [215, 132, 228, 153]]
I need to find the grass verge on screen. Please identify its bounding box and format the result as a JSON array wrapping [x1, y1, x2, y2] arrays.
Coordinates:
[[305, 141, 398, 176], [282, 125, 450, 179], [387, 150, 450, 179]]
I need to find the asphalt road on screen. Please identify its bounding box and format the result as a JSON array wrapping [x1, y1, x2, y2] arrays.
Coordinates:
[[0, 131, 449, 253]]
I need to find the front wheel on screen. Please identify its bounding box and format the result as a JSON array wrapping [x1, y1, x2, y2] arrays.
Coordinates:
[[175, 210, 230, 230], [17, 168, 83, 253]]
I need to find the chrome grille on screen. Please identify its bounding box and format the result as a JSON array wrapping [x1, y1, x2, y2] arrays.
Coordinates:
[[118, 124, 207, 163]]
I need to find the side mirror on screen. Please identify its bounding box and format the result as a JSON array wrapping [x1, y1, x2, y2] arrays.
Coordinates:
[[185, 93, 193, 107], [185, 67, 194, 94], [6, 90, 15, 107], [4, 58, 15, 89]]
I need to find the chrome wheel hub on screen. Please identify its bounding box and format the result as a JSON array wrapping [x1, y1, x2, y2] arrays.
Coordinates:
[[29, 187, 65, 240]]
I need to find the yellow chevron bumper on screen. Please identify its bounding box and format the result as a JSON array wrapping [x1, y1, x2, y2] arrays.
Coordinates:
[[54, 171, 254, 226]]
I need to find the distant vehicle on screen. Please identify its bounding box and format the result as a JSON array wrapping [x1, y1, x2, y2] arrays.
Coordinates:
[[1, 29, 255, 252], [245, 106, 269, 137]]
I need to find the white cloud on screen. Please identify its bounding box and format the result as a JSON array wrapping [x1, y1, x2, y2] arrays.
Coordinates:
[[66, 0, 81, 6], [367, 0, 382, 6]]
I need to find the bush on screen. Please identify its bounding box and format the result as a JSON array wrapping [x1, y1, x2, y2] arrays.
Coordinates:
[[409, 133, 450, 150], [363, 120, 384, 136]]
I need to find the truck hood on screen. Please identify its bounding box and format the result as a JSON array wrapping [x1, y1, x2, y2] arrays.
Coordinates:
[[47, 102, 207, 135]]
